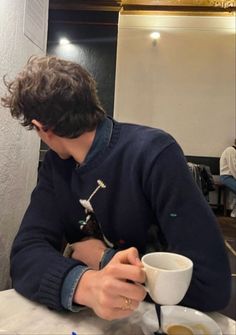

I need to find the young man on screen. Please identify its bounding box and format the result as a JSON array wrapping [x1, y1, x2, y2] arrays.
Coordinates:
[[220, 140, 236, 217], [1, 56, 231, 320]]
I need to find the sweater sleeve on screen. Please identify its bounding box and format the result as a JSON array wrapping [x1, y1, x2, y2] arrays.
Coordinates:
[[143, 142, 231, 312], [10, 153, 83, 311]]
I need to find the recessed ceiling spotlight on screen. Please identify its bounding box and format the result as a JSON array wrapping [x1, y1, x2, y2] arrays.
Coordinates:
[[59, 38, 70, 45], [150, 32, 160, 40]]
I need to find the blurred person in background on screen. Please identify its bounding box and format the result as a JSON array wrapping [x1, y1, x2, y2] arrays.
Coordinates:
[[220, 139, 236, 217]]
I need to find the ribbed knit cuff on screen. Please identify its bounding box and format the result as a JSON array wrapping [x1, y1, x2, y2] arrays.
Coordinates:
[[37, 256, 82, 310]]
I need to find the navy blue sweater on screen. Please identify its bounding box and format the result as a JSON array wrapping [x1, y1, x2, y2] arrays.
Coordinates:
[[10, 119, 231, 312]]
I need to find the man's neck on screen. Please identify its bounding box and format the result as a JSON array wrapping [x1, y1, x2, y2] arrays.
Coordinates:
[[63, 130, 96, 164]]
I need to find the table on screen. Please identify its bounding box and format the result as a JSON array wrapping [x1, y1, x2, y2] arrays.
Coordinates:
[[0, 289, 235, 334]]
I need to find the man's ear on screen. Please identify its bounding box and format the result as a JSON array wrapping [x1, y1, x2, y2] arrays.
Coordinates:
[[31, 119, 44, 132], [32, 119, 54, 140]]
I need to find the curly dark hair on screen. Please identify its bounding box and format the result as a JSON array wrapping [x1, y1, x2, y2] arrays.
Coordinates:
[[1, 56, 106, 138]]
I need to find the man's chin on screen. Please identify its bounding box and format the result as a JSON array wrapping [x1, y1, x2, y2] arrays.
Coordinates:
[[58, 153, 71, 160]]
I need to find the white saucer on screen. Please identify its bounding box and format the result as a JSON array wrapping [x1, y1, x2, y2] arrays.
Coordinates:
[[141, 305, 222, 335]]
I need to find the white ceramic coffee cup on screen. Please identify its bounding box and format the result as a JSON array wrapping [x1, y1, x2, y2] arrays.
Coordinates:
[[141, 252, 193, 305]]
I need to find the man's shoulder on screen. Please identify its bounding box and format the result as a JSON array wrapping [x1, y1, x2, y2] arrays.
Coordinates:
[[222, 146, 236, 155], [118, 121, 176, 149]]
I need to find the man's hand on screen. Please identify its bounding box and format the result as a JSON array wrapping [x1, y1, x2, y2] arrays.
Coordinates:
[[73, 247, 147, 320], [71, 238, 107, 270]]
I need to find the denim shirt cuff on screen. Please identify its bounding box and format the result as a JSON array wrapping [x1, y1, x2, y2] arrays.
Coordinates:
[[61, 265, 91, 312], [99, 248, 117, 269]]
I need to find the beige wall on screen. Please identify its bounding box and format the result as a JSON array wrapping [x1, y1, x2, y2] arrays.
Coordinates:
[[0, 0, 48, 290], [114, 14, 236, 157]]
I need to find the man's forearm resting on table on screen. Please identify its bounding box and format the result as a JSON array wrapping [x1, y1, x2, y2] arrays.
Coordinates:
[[62, 247, 117, 311]]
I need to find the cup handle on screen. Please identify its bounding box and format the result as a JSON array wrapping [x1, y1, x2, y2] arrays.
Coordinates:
[[142, 267, 150, 294]]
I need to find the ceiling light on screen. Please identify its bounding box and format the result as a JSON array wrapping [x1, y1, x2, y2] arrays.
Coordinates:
[[150, 32, 160, 40], [59, 38, 70, 45]]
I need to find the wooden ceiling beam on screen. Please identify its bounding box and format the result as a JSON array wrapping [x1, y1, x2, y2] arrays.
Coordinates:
[[121, 0, 236, 7], [122, 5, 236, 13], [121, 1, 236, 12]]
